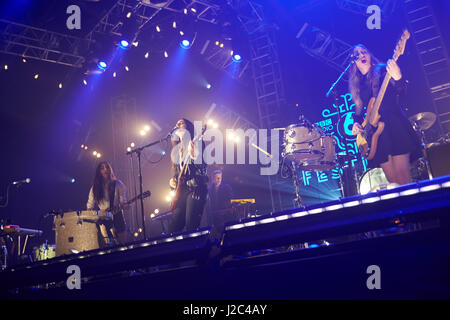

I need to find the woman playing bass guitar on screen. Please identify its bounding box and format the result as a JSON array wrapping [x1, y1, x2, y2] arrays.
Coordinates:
[[350, 44, 420, 185]]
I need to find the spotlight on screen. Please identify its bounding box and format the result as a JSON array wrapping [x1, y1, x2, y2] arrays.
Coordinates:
[[144, 125, 151, 132], [145, 52, 149, 59], [179, 30, 184, 36], [126, 12, 132, 19], [206, 83, 211, 89], [119, 40, 130, 49], [83, 79, 88, 85], [113, 72, 117, 78], [232, 54, 242, 63], [34, 74, 39, 79], [127, 147, 131, 152], [130, 142, 135, 148], [97, 60, 107, 70], [58, 83, 63, 89], [140, 130, 146, 136], [156, 25, 161, 32], [4, 65, 7, 70], [125, 66, 130, 72], [96, 153, 102, 158], [22, 58, 26, 63], [173, 21, 177, 29], [71, 178, 76, 183], [180, 39, 191, 49], [164, 51, 169, 58], [93, 151, 97, 156]]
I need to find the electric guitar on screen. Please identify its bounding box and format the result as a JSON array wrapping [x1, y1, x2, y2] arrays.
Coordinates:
[[356, 29, 410, 160], [170, 125, 207, 211], [103, 190, 151, 217]]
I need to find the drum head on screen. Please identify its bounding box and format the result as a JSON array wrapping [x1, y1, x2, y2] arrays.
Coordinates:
[[359, 168, 389, 195]]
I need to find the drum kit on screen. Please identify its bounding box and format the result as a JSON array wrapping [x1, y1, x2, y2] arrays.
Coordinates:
[[281, 111, 447, 202], [281, 117, 340, 206]]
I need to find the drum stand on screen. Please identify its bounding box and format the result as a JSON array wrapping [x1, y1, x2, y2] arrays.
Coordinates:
[[417, 128, 433, 180], [290, 161, 303, 208]]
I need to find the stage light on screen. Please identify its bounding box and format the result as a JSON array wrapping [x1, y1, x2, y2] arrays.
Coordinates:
[[34, 74, 39, 79], [179, 30, 184, 36], [156, 25, 161, 32], [71, 178, 76, 183], [22, 58, 26, 63], [58, 83, 63, 89], [93, 151, 97, 156], [154, 209, 160, 214], [227, 132, 235, 140], [215, 41, 219, 46], [233, 136, 240, 143], [165, 195, 172, 202], [169, 190, 175, 197], [220, 43, 224, 48], [97, 60, 107, 70], [145, 52, 149, 59], [132, 41, 139, 47], [232, 54, 242, 63], [83, 79, 87, 85], [130, 142, 135, 148], [191, 8, 197, 13], [126, 12, 132, 19], [173, 21, 177, 28], [140, 130, 146, 136], [127, 147, 131, 152], [3, 65, 7, 70], [84, 146, 88, 150], [181, 39, 191, 49], [119, 40, 130, 49], [81, 144, 84, 148], [206, 83, 211, 89], [96, 153, 101, 158], [184, 8, 188, 14], [144, 125, 151, 132], [161, 151, 166, 155], [212, 122, 219, 129], [164, 51, 169, 58], [113, 72, 117, 78], [125, 66, 130, 72]]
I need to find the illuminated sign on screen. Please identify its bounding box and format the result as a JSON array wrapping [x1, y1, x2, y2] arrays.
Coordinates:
[[299, 92, 367, 187]]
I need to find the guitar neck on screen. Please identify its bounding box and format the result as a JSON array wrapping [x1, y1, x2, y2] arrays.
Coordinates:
[[371, 70, 392, 122]]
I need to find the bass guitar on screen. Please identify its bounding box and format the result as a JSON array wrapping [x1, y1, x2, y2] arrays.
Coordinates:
[[356, 29, 410, 160]]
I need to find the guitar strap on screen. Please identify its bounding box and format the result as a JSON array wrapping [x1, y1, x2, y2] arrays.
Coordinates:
[[109, 180, 117, 213]]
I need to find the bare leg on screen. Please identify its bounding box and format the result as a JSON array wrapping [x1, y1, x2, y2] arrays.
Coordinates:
[[380, 155, 397, 183], [392, 153, 412, 185]]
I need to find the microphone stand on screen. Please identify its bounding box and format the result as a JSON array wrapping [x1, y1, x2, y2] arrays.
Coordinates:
[[325, 57, 358, 197], [126, 134, 171, 240]]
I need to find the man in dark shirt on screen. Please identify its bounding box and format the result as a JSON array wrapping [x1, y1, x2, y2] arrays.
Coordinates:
[[207, 170, 234, 239]]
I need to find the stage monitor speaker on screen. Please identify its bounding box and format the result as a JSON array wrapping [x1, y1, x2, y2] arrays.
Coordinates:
[[428, 143, 450, 178], [54, 211, 101, 256]]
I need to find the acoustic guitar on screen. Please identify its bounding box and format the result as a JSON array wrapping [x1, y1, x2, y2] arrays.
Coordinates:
[[356, 29, 410, 160]]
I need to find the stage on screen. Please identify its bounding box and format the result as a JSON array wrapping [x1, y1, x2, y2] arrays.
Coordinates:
[[1, 175, 449, 300]]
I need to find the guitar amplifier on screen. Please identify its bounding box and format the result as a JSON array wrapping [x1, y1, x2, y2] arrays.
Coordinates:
[[427, 143, 450, 178], [54, 210, 102, 256]]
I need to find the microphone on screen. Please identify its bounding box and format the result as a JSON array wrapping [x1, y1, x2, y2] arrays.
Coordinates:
[[12, 178, 31, 185], [350, 53, 361, 62], [167, 126, 178, 136]]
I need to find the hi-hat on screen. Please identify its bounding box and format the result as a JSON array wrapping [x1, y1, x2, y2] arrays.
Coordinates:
[[409, 112, 436, 131]]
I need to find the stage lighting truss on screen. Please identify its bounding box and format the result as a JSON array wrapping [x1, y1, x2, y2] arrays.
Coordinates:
[[296, 22, 357, 73], [335, 0, 400, 21], [0, 19, 89, 68]]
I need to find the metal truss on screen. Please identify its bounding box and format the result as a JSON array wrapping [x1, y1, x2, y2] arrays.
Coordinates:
[[403, 0, 450, 136], [0, 19, 89, 68], [336, 0, 401, 20], [296, 22, 355, 73]]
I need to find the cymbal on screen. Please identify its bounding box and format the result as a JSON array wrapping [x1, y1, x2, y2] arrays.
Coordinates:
[[409, 112, 436, 131]]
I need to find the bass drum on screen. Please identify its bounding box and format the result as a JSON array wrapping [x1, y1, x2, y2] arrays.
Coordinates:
[[359, 168, 390, 195]]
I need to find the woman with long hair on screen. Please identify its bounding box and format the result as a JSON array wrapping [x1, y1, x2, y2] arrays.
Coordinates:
[[350, 44, 420, 186], [168, 118, 208, 233], [87, 161, 128, 244]]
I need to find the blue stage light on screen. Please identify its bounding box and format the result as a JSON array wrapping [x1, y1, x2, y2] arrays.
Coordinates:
[[97, 61, 107, 70], [232, 54, 242, 63], [119, 40, 130, 49], [180, 39, 191, 49]]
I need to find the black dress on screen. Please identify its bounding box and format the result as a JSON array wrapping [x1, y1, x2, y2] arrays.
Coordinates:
[[358, 65, 421, 168]]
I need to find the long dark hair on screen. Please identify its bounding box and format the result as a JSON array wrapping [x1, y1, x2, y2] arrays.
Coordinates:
[[348, 44, 381, 109], [92, 161, 116, 203]]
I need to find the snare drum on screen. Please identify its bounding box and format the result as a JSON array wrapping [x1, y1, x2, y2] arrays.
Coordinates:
[[283, 122, 325, 162], [297, 135, 337, 171]]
